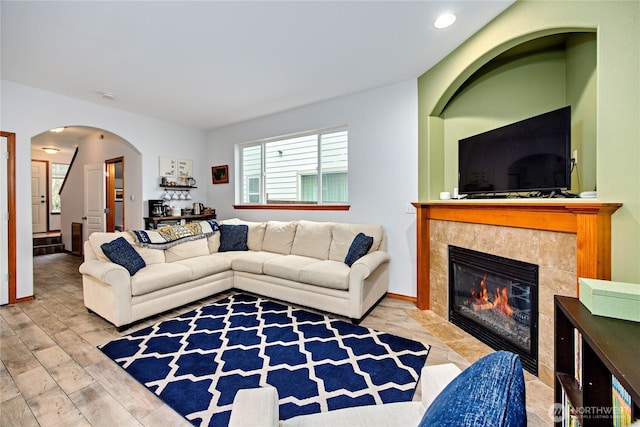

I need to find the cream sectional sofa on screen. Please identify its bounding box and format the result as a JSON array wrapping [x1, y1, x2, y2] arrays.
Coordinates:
[[80, 219, 390, 330]]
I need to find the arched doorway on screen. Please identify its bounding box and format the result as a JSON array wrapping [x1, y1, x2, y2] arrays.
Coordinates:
[[26, 126, 142, 297]]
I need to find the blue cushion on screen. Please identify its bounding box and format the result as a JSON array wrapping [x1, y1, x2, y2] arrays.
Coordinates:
[[419, 351, 526, 427], [344, 233, 374, 266], [101, 237, 146, 276], [218, 224, 249, 252]]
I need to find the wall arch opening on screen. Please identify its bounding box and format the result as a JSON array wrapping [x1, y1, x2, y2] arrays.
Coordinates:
[[30, 125, 143, 251]]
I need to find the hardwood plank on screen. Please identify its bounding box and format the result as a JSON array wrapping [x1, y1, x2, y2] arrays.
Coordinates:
[[0, 360, 20, 403], [26, 387, 90, 427], [68, 382, 144, 427], [1, 395, 40, 427]]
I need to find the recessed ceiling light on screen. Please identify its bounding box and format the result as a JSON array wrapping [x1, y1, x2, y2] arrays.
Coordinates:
[[434, 13, 457, 29], [42, 147, 60, 154], [50, 127, 66, 133]]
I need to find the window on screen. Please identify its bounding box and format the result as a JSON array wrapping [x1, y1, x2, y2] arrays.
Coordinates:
[[238, 127, 348, 205], [51, 163, 70, 213]]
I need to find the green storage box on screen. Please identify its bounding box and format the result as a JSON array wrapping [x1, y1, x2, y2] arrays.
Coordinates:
[[579, 278, 640, 322]]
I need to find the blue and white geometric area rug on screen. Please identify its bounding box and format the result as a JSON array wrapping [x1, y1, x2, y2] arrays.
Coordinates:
[[99, 293, 430, 427]]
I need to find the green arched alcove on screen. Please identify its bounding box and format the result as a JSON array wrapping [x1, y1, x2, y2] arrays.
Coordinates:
[[419, 29, 597, 199]]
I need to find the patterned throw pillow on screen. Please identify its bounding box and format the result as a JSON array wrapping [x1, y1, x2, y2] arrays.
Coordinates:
[[344, 232, 374, 266], [101, 237, 146, 275], [218, 224, 249, 252]]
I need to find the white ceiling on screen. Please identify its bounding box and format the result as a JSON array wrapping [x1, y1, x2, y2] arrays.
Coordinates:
[[31, 126, 119, 156], [1, 1, 514, 131]]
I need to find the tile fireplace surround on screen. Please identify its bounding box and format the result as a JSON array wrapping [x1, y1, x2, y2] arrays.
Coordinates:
[[412, 200, 621, 386]]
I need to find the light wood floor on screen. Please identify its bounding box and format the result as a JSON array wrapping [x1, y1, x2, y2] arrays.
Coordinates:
[[1, 252, 553, 426]]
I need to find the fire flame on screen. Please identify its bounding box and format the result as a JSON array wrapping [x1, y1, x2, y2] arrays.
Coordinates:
[[469, 274, 514, 317], [494, 287, 514, 317], [471, 274, 489, 303]]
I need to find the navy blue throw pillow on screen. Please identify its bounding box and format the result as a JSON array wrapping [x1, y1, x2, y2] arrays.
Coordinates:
[[101, 237, 146, 276], [344, 232, 374, 266], [218, 224, 249, 252], [418, 351, 526, 427]]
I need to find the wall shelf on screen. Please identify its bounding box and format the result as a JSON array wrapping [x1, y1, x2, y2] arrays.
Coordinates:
[[160, 184, 197, 189], [554, 295, 639, 426]]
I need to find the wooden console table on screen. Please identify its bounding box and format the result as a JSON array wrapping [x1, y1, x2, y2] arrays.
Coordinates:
[[144, 212, 216, 230], [412, 201, 622, 310]]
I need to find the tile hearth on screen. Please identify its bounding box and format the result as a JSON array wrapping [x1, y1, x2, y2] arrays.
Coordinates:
[[0, 253, 552, 426]]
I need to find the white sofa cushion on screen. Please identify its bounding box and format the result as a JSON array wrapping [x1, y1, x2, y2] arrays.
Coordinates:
[[124, 236, 166, 265], [329, 223, 383, 262], [172, 254, 232, 280], [89, 232, 166, 265], [291, 220, 332, 260], [218, 218, 267, 251], [131, 263, 192, 296], [262, 221, 297, 255], [263, 255, 322, 282], [207, 232, 221, 253], [232, 251, 283, 274], [238, 220, 267, 251], [299, 260, 350, 290], [165, 238, 210, 262], [281, 401, 425, 427], [89, 232, 125, 262]]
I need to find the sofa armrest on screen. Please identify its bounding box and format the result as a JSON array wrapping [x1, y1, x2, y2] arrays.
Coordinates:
[[79, 259, 131, 288], [350, 251, 390, 281], [420, 363, 462, 409], [229, 386, 279, 427]]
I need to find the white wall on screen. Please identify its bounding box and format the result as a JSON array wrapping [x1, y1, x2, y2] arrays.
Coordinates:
[[206, 80, 419, 297], [59, 131, 142, 250], [0, 80, 207, 300]]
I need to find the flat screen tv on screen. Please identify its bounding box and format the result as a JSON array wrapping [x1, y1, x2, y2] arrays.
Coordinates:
[[458, 106, 571, 197]]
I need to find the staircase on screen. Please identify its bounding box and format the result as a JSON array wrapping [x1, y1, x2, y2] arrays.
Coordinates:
[[33, 233, 65, 256]]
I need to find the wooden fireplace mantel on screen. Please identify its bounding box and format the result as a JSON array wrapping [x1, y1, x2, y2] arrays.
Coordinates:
[[412, 200, 622, 310]]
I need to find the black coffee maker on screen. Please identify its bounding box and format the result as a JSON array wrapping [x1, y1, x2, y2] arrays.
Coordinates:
[[148, 199, 165, 217]]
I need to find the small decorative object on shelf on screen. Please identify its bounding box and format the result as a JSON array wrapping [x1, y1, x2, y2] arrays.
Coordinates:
[[579, 278, 640, 322]]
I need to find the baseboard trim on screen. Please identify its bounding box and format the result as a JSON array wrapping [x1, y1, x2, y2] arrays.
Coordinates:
[[386, 292, 417, 303]]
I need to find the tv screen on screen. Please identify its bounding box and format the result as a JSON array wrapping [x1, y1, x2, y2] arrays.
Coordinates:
[[458, 106, 571, 196]]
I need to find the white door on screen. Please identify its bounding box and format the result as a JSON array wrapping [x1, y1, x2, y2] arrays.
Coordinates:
[[1, 136, 8, 305], [31, 160, 47, 233], [84, 163, 105, 240]]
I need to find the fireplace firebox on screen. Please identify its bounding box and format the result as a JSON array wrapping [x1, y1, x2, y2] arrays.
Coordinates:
[[448, 246, 538, 375]]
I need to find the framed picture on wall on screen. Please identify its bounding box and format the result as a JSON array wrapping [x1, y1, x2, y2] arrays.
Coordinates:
[[159, 156, 176, 177], [211, 165, 229, 184], [178, 158, 193, 177]]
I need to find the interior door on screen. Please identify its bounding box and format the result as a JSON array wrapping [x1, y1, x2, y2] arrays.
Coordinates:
[[1, 135, 8, 305], [84, 163, 105, 240], [31, 160, 48, 233], [106, 162, 115, 232], [105, 157, 124, 232]]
